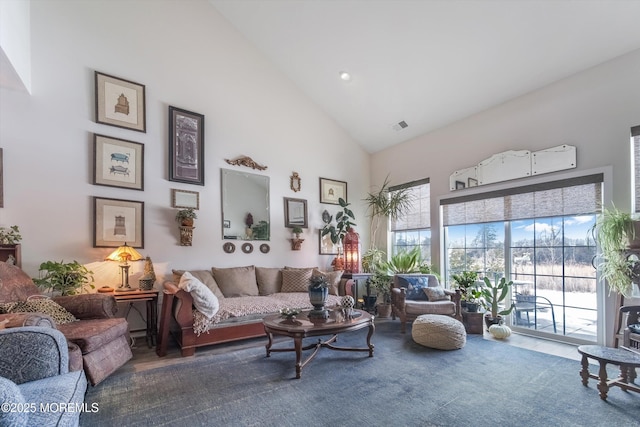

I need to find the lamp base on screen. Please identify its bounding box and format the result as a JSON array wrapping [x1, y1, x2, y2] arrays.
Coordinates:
[[115, 285, 135, 293]]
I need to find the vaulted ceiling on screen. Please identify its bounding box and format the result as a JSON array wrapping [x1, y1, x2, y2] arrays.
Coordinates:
[[211, 0, 640, 153]]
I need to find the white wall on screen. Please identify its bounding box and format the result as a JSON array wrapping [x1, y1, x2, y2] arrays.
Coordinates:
[[0, 0, 370, 285], [0, 0, 31, 92], [371, 48, 640, 345]]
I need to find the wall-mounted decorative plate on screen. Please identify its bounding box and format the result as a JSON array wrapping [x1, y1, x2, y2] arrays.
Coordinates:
[[223, 242, 236, 254], [242, 243, 254, 254], [260, 243, 270, 254]]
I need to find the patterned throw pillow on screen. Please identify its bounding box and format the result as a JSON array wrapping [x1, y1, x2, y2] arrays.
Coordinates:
[[423, 286, 449, 301], [281, 268, 313, 292], [312, 269, 343, 295], [395, 275, 430, 300], [5, 297, 77, 324]]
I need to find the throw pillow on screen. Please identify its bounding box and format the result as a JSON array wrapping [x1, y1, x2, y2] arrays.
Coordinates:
[[178, 271, 219, 319], [312, 269, 343, 295], [255, 267, 282, 295], [423, 286, 449, 301], [3, 297, 77, 324], [211, 265, 259, 297], [395, 275, 430, 301], [281, 268, 313, 293], [172, 269, 224, 300]]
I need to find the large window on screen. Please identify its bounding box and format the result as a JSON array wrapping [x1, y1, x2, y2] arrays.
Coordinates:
[[390, 179, 431, 263], [442, 174, 602, 343], [633, 125, 640, 212]]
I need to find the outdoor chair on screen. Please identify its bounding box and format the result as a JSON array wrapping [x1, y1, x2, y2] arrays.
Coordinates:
[[513, 292, 557, 333]]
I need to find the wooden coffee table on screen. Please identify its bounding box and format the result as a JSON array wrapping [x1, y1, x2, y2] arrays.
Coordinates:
[[263, 309, 375, 379], [578, 344, 640, 400]]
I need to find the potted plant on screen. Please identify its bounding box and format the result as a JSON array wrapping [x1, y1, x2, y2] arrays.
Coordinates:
[[452, 271, 479, 308], [479, 276, 515, 328], [0, 225, 21, 245], [361, 248, 385, 273], [308, 275, 329, 318], [380, 247, 422, 274], [33, 260, 95, 296], [175, 208, 197, 227], [369, 269, 393, 317], [291, 226, 303, 239], [592, 206, 640, 296], [363, 175, 413, 250]]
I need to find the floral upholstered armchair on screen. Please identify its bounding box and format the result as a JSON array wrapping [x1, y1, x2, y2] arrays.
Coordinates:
[[0, 262, 132, 385], [390, 274, 462, 333]]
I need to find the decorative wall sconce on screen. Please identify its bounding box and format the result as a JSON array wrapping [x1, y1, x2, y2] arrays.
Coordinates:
[[290, 172, 301, 192], [180, 226, 194, 246]]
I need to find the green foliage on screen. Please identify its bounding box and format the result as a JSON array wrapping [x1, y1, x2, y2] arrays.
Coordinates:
[[369, 270, 393, 304], [364, 176, 413, 250], [252, 221, 269, 240], [592, 206, 638, 296], [175, 208, 197, 222], [362, 248, 385, 273], [33, 260, 95, 296], [321, 198, 356, 244], [379, 247, 422, 274], [291, 226, 303, 235], [0, 225, 22, 245], [452, 271, 479, 301], [479, 276, 515, 318], [309, 275, 329, 289]]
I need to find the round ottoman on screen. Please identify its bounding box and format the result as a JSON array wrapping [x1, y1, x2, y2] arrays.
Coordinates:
[[412, 314, 466, 350]]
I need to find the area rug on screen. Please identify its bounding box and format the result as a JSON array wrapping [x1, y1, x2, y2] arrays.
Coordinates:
[[81, 321, 640, 426]]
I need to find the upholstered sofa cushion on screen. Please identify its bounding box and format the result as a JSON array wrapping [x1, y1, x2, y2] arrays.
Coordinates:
[[0, 376, 27, 427], [405, 299, 456, 316], [281, 268, 313, 292], [256, 267, 282, 295], [423, 286, 449, 301], [173, 269, 224, 300], [178, 271, 219, 318], [57, 317, 129, 354], [212, 266, 259, 297]]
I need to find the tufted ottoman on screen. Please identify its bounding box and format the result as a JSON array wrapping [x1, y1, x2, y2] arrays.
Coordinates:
[[412, 314, 466, 350]]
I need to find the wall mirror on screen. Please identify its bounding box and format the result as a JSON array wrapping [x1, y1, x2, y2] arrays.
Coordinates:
[[221, 168, 270, 240]]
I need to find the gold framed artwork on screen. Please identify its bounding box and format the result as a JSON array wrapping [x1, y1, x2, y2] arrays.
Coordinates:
[[95, 71, 146, 132], [319, 177, 347, 205], [93, 134, 144, 191], [171, 189, 199, 209], [93, 197, 144, 248]]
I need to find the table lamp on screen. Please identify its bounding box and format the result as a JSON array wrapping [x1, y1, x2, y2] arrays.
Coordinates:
[[105, 242, 144, 292]]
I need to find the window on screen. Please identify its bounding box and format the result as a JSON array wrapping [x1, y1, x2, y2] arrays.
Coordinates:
[[441, 173, 602, 343], [390, 179, 430, 263], [632, 125, 640, 212]]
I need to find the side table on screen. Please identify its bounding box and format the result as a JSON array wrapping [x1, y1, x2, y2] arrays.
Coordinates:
[[578, 344, 640, 400], [112, 289, 159, 348], [462, 310, 484, 334]]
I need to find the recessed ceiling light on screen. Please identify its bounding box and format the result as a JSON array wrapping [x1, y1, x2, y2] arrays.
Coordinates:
[[339, 71, 351, 81]]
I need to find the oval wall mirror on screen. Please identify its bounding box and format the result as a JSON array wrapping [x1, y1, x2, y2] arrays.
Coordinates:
[[221, 168, 270, 241]]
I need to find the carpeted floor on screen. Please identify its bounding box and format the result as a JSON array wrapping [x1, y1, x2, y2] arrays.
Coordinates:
[[81, 321, 640, 426]]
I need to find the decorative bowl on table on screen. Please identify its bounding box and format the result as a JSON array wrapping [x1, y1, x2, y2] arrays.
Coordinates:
[[279, 308, 301, 322]]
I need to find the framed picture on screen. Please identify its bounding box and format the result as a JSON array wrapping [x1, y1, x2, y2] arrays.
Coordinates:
[[95, 71, 146, 132], [93, 197, 144, 248], [169, 106, 205, 185], [223, 220, 231, 229], [468, 177, 478, 187], [455, 180, 466, 190], [319, 230, 339, 255], [319, 177, 347, 204], [171, 189, 199, 209], [93, 134, 144, 190], [284, 197, 308, 228]]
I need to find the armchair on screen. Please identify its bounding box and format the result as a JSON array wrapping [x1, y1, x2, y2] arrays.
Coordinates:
[[0, 326, 87, 427], [616, 304, 640, 353], [391, 274, 462, 333], [0, 262, 132, 385]]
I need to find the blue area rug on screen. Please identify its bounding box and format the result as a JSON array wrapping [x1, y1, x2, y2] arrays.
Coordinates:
[[81, 321, 640, 426]]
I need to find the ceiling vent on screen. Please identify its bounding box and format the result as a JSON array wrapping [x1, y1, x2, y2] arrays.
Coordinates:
[[392, 121, 408, 131]]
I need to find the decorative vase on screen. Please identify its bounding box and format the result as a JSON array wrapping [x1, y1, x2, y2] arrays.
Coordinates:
[[308, 286, 329, 319]]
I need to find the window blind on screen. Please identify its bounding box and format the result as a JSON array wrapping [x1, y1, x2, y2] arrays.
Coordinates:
[[441, 174, 603, 226], [389, 178, 430, 231]]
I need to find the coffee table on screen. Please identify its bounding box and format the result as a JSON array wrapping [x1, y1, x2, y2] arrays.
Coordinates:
[[263, 309, 375, 379], [578, 344, 640, 400]]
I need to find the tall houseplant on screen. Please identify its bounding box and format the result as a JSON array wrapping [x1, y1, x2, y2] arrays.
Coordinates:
[[321, 198, 356, 245], [33, 260, 95, 296], [363, 176, 413, 251], [480, 276, 515, 328], [592, 206, 640, 296]]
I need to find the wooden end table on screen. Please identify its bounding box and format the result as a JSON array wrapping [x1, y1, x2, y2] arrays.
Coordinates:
[[112, 289, 159, 348], [263, 309, 375, 379], [462, 310, 484, 334], [578, 344, 640, 400]]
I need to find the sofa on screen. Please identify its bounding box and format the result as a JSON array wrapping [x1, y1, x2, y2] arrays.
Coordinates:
[[0, 326, 88, 427], [0, 262, 132, 385], [157, 265, 350, 357], [391, 273, 462, 333]]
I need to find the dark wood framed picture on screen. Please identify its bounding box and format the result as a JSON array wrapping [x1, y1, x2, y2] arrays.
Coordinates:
[[93, 197, 144, 248], [95, 71, 146, 132], [93, 134, 144, 191], [319, 177, 347, 204], [169, 106, 205, 185], [284, 197, 308, 228]]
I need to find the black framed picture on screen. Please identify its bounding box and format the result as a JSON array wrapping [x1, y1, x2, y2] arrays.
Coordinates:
[[93, 134, 144, 191], [95, 71, 146, 132], [169, 106, 205, 185], [93, 197, 144, 248]]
